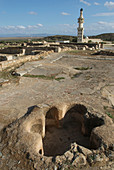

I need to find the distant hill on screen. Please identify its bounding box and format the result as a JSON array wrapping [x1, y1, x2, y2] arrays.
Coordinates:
[[43, 34, 114, 42], [0, 33, 114, 42], [0, 34, 77, 43], [89, 33, 114, 42], [42, 35, 77, 42]]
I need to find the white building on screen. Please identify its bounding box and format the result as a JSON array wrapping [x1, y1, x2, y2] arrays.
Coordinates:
[[77, 8, 84, 43]]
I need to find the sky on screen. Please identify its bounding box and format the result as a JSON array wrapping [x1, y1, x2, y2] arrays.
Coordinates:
[[0, 0, 114, 36]]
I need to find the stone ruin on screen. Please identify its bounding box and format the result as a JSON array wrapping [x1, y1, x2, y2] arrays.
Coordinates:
[[0, 41, 101, 72], [1, 102, 114, 169]]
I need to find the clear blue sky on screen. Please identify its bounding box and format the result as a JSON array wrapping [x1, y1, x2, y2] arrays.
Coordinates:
[[0, 0, 114, 36]]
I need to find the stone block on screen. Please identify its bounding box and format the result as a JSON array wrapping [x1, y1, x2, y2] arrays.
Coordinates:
[[72, 153, 86, 166]]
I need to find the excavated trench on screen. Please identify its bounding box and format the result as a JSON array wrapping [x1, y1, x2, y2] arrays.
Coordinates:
[[43, 105, 104, 157]]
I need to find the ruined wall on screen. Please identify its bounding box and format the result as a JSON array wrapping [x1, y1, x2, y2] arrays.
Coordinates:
[[103, 44, 114, 50], [50, 43, 99, 50], [0, 46, 56, 55], [25, 46, 57, 55], [60, 42, 99, 49], [0, 50, 54, 71]]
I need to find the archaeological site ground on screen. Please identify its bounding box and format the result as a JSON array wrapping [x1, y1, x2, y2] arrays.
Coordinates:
[[0, 39, 114, 170]]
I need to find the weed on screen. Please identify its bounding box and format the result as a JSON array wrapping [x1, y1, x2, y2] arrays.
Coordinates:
[[103, 106, 114, 121], [105, 111, 113, 119], [55, 77, 65, 81], [67, 50, 79, 53], [23, 74, 65, 81], [23, 74, 55, 80]]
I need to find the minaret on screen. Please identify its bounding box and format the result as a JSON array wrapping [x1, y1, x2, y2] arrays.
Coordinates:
[[77, 8, 84, 43]]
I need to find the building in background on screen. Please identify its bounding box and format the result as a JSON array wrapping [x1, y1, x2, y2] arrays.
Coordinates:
[[77, 8, 84, 43]]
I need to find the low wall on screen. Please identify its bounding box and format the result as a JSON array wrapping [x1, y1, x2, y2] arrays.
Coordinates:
[[0, 46, 56, 55], [103, 44, 114, 50], [60, 42, 99, 49], [103, 44, 114, 47], [25, 46, 57, 55], [0, 50, 54, 71]]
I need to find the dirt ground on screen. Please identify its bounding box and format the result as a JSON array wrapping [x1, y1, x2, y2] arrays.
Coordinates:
[[0, 51, 114, 169]]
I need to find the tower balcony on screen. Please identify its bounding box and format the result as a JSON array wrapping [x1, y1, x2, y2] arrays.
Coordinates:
[[77, 27, 84, 31], [78, 18, 84, 23]]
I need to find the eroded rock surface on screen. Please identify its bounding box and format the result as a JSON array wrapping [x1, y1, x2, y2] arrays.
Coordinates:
[[0, 103, 114, 169]]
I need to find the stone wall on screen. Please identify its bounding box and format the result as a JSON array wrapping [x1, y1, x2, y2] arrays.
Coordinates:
[[83, 38, 103, 43], [0, 50, 54, 71], [103, 44, 114, 50], [0, 46, 57, 55], [0, 43, 100, 57], [60, 42, 99, 49], [25, 46, 57, 55]]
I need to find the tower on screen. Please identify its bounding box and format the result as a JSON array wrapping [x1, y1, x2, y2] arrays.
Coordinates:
[[77, 8, 84, 43]]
